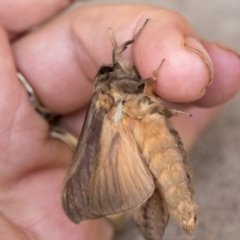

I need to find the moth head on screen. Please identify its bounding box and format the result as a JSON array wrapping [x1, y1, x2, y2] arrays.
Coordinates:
[[94, 63, 143, 94], [94, 64, 114, 89], [97, 65, 114, 75]]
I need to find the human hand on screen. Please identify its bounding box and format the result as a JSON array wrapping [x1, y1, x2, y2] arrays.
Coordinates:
[[0, 2, 240, 240]]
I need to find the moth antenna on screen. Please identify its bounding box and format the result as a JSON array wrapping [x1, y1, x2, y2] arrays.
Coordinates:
[[110, 19, 150, 68], [132, 18, 150, 41], [108, 28, 117, 50], [115, 19, 150, 56], [165, 109, 192, 118]]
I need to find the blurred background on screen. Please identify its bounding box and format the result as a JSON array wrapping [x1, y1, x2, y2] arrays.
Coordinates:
[[78, 1, 240, 239]]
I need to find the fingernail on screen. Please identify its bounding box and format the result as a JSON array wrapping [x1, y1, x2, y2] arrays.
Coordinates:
[[184, 37, 214, 86]]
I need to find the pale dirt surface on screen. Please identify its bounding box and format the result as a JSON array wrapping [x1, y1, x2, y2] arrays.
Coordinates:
[[77, 1, 240, 239]]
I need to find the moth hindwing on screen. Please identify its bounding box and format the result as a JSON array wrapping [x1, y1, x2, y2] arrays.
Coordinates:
[[62, 19, 198, 239]]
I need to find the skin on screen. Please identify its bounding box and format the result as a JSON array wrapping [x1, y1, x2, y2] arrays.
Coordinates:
[[0, 1, 240, 240]]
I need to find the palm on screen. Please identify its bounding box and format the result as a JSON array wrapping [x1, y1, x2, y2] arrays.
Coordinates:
[[0, 3, 239, 240]]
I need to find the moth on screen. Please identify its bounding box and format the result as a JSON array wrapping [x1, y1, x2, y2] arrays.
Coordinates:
[[62, 19, 198, 239]]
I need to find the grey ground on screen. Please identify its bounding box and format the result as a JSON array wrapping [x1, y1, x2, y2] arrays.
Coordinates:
[[79, 1, 240, 239]]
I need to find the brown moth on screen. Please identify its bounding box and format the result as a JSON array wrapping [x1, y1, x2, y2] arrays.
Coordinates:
[[62, 19, 198, 239]]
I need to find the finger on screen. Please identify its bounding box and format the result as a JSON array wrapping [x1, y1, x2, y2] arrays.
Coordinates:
[[0, 26, 72, 182], [13, 4, 216, 115], [0, 0, 73, 37], [194, 41, 240, 107]]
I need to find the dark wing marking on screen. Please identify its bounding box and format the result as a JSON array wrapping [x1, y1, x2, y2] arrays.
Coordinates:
[[88, 109, 155, 216], [132, 189, 169, 240], [62, 91, 113, 223]]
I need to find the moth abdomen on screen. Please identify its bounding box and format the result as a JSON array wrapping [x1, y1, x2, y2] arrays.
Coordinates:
[[139, 115, 198, 235], [123, 92, 198, 235]]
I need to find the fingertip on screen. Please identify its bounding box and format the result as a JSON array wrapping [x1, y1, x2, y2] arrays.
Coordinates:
[[184, 37, 213, 86], [133, 20, 213, 103], [195, 41, 240, 107]]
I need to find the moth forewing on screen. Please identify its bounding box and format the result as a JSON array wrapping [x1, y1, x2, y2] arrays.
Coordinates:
[[62, 91, 114, 223]]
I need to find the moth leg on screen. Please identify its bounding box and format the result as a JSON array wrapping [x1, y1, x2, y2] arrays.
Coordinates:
[[108, 19, 149, 70], [164, 108, 192, 118], [143, 78, 155, 96], [144, 59, 165, 96]]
